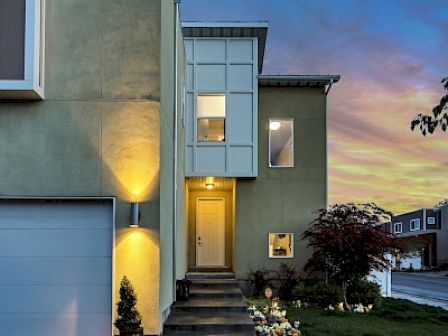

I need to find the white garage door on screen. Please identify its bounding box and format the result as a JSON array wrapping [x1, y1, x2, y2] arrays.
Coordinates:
[[0, 199, 113, 336]]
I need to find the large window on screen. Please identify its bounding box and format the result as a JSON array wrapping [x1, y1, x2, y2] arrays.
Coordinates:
[[268, 233, 294, 258], [197, 94, 225, 142], [0, 0, 45, 99], [269, 119, 294, 167], [394, 222, 402, 234], [410, 218, 421, 231]]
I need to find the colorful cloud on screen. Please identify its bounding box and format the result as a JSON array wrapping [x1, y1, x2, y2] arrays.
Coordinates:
[[182, 0, 448, 214]]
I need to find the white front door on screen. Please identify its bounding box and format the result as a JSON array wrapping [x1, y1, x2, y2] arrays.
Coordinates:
[[196, 198, 225, 267]]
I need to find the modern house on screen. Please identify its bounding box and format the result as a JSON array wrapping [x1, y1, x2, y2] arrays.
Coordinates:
[[0, 1, 339, 335], [386, 205, 448, 269]]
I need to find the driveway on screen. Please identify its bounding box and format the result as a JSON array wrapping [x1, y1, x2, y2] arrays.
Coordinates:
[[392, 272, 448, 309]]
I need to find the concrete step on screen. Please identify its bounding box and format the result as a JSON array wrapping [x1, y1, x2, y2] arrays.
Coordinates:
[[189, 288, 242, 299], [163, 312, 254, 334], [190, 279, 240, 290], [186, 272, 235, 280], [173, 298, 247, 313]]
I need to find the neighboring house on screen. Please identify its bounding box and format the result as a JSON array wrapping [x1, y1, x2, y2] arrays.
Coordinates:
[[0, 1, 339, 336], [386, 205, 448, 269]]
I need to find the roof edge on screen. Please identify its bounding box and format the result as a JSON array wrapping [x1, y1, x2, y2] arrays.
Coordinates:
[[182, 21, 269, 28], [258, 74, 341, 84]]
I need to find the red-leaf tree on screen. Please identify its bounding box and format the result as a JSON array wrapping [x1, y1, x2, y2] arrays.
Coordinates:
[[302, 203, 405, 306]]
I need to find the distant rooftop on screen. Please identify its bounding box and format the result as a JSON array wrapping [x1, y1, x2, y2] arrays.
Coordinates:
[[258, 74, 341, 88], [182, 21, 268, 73]]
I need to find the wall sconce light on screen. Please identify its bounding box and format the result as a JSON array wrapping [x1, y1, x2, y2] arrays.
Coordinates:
[[205, 176, 214, 190], [130, 202, 140, 227]]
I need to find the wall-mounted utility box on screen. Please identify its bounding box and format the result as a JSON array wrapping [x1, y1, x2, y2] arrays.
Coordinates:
[[183, 22, 267, 177], [0, 0, 45, 100]]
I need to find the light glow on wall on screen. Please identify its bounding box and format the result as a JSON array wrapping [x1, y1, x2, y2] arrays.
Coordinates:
[[101, 103, 160, 202], [114, 228, 160, 334]]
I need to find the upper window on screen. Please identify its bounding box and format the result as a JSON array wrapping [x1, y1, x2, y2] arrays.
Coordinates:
[[394, 222, 402, 234], [427, 217, 435, 225], [269, 119, 294, 167], [197, 94, 225, 142], [0, 0, 45, 100], [410, 218, 421, 231]]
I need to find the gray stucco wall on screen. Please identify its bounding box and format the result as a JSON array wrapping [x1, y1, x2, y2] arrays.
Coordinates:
[[0, 0, 163, 334], [235, 86, 328, 279], [159, 0, 186, 325]]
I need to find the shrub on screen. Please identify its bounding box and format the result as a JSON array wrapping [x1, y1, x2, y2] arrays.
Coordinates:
[[115, 276, 142, 332], [275, 263, 301, 300], [292, 282, 343, 308], [346, 278, 381, 306], [248, 267, 274, 297]]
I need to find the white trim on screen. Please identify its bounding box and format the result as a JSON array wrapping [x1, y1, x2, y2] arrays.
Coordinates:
[[427, 216, 436, 225], [394, 222, 402, 234], [268, 233, 294, 259], [268, 118, 295, 168], [410, 218, 421, 232], [1, 0, 44, 99]]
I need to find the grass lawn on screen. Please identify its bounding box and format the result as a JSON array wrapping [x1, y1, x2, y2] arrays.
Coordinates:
[[287, 298, 448, 336]]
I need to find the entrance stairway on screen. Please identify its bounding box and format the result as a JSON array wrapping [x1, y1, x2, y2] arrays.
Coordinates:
[[163, 272, 254, 336]]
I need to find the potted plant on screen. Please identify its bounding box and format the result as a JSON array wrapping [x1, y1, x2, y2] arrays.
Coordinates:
[[115, 276, 144, 336]]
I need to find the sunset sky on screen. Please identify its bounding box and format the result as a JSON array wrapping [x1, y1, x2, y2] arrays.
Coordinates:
[[182, 0, 448, 214]]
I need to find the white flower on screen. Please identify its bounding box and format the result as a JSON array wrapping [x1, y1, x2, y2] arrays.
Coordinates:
[[281, 310, 287, 317], [354, 303, 364, 313], [280, 322, 291, 329]]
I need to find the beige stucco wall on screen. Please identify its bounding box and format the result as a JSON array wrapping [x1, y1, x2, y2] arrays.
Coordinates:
[[235, 86, 328, 279], [0, 0, 164, 334]]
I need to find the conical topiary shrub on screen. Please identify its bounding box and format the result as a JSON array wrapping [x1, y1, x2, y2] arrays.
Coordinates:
[[115, 276, 143, 336]]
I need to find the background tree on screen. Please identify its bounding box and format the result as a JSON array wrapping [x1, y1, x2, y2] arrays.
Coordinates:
[[411, 77, 448, 135], [302, 203, 404, 306], [434, 199, 448, 208], [115, 276, 142, 334]]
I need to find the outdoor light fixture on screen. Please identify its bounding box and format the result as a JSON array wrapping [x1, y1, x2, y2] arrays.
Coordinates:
[[270, 121, 281, 131], [205, 176, 214, 190], [130, 202, 140, 227]]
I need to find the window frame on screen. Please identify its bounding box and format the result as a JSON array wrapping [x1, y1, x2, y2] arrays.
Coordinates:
[[268, 232, 294, 259], [410, 218, 421, 231], [427, 216, 436, 225], [0, 0, 45, 99], [196, 93, 226, 142], [394, 222, 402, 234], [268, 118, 294, 168]]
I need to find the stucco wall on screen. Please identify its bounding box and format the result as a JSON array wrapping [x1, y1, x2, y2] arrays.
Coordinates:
[[235, 86, 328, 279], [159, 0, 186, 327], [0, 0, 162, 334]]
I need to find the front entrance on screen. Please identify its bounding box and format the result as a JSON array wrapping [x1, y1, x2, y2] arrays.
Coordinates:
[[186, 177, 235, 271], [196, 198, 225, 267]]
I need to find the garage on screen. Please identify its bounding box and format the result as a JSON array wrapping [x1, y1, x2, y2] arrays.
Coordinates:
[[0, 199, 114, 336]]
